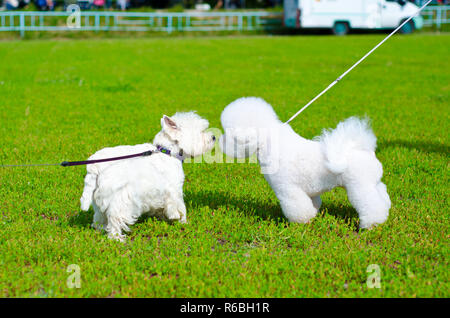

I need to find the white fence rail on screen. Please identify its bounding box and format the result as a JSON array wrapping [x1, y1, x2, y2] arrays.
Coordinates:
[[422, 5, 450, 27], [0, 10, 282, 37], [0, 6, 448, 37]]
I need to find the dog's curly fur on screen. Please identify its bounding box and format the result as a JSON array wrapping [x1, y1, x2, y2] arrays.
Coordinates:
[[80, 112, 215, 240], [219, 97, 390, 229]]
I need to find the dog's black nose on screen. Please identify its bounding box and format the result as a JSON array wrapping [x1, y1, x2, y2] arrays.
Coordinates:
[[212, 135, 216, 141]]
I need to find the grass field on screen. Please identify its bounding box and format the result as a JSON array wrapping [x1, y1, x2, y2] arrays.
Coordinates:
[[0, 34, 448, 298]]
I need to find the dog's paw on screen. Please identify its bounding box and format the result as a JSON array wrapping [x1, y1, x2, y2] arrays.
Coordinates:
[[108, 232, 126, 242], [80, 202, 91, 212], [165, 210, 181, 222], [91, 222, 105, 231]]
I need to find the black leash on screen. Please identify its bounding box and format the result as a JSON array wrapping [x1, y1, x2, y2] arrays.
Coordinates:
[[1, 163, 62, 168], [0, 144, 185, 168], [1, 150, 155, 168], [60, 150, 154, 167]]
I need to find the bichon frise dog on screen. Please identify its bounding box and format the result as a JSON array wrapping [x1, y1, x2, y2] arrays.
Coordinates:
[[219, 97, 390, 229], [80, 112, 216, 240]]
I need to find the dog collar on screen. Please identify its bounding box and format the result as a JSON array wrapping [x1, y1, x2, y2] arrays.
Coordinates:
[[156, 145, 184, 162]]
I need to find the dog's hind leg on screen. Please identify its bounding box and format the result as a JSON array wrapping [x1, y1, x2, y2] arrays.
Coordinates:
[[80, 172, 97, 211], [345, 181, 391, 229], [343, 151, 391, 229], [312, 195, 322, 210], [103, 189, 138, 241], [105, 209, 130, 242], [91, 202, 107, 231], [276, 186, 318, 223]]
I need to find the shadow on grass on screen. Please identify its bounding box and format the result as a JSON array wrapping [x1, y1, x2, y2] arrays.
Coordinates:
[[319, 202, 360, 230], [184, 189, 285, 223], [68, 210, 93, 228], [185, 188, 361, 229], [66, 190, 285, 231], [66, 190, 361, 230], [378, 139, 449, 155], [67, 209, 163, 230]]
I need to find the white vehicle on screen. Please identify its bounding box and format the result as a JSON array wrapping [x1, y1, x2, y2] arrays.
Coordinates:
[[283, 0, 424, 35]]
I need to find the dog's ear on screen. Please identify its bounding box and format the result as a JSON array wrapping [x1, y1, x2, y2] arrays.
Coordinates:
[[163, 115, 178, 129], [161, 115, 179, 139]]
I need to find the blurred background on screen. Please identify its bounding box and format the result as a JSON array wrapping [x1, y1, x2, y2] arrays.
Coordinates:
[[1, 0, 448, 11], [0, 0, 448, 38]]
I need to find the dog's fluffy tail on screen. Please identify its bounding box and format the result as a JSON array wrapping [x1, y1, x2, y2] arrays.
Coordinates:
[[80, 168, 98, 211], [315, 117, 377, 174]]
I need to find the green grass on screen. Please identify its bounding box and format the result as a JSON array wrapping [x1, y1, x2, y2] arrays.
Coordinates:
[[0, 34, 448, 297]]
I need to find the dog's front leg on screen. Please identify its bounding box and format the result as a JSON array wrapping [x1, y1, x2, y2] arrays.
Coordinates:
[[276, 186, 319, 224], [164, 192, 185, 223]]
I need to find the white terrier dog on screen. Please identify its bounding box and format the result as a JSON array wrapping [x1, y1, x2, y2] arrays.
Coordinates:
[[219, 97, 390, 229], [80, 112, 215, 240]]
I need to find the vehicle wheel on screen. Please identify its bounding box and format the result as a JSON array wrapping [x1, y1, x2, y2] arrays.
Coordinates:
[[400, 20, 414, 34], [332, 22, 349, 36]]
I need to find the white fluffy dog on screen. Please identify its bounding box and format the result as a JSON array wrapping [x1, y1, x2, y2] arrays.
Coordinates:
[[80, 112, 215, 240], [219, 97, 390, 229]]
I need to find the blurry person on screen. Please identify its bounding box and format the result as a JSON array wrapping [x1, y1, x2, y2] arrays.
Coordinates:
[[117, 0, 128, 10], [93, 0, 105, 8], [36, 0, 45, 10], [35, 0, 52, 10], [46, 0, 54, 10], [18, 0, 31, 9], [5, 0, 19, 10]]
